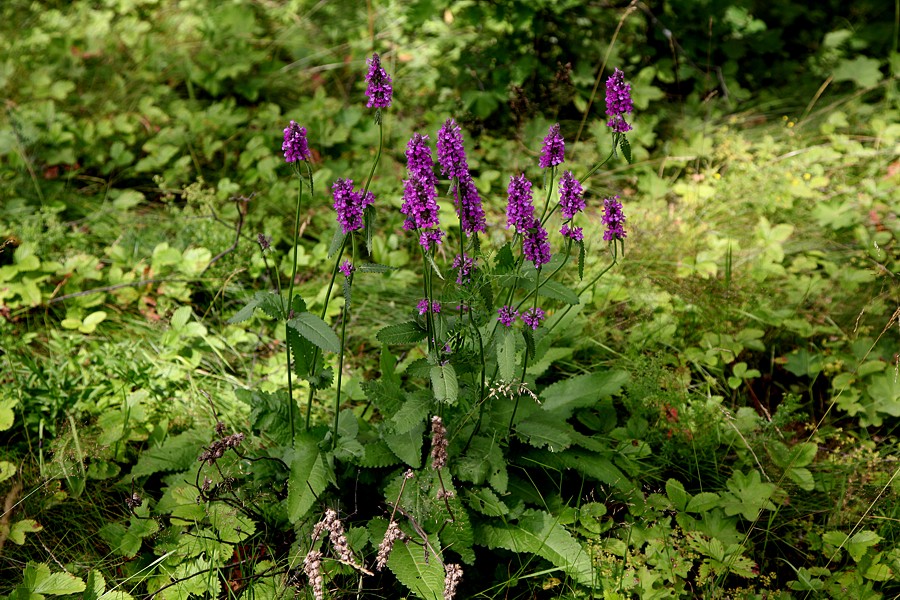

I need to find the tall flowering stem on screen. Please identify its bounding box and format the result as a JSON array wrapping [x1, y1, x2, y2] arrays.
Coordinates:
[[282, 121, 314, 444]]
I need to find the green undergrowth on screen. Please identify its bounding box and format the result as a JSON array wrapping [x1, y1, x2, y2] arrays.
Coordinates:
[[2, 1, 900, 599]]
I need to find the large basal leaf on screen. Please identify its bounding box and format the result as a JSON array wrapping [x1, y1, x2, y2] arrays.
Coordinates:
[[475, 509, 595, 586], [383, 421, 426, 468], [287, 434, 331, 523], [540, 371, 630, 417], [377, 321, 428, 345], [287, 312, 340, 354], [130, 429, 210, 479], [388, 530, 445, 600]]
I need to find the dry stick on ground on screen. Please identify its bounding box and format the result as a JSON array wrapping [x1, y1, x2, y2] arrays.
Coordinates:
[[0, 481, 23, 554]]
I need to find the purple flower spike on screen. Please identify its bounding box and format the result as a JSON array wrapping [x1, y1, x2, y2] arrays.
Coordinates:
[[401, 177, 440, 231], [539, 123, 565, 168], [506, 174, 535, 231], [419, 228, 445, 251], [601, 195, 627, 241], [452, 253, 477, 285], [282, 121, 311, 163], [522, 218, 551, 268], [432, 301, 441, 314], [497, 305, 518, 327], [605, 68, 633, 133], [332, 178, 374, 234], [417, 299, 430, 315], [437, 119, 469, 179], [339, 260, 354, 277], [406, 133, 437, 187], [521, 307, 546, 330], [558, 171, 585, 219], [453, 173, 486, 235], [365, 53, 393, 109], [560, 223, 584, 241]]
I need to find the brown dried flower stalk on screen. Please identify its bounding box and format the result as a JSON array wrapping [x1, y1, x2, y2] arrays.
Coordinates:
[[443, 563, 463, 600]]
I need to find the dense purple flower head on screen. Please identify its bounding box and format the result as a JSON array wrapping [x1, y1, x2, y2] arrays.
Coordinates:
[[521, 307, 546, 330], [452, 253, 477, 285], [453, 173, 486, 235], [282, 121, 311, 163], [406, 133, 437, 187], [437, 119, 469, 179], [497, 305, 518, 327], [605, 68, 633, 133], [332, 178, 374, 234], [417, 299, 430, 315], [506, 174, 535, 231], [539, 123, 565, 168], [419, 228, 445, 251], [432, 301, 441, 314], [558, 170, 585, 219], [560, 223, 584, 241], [365, 53, 393, 109], [601, 196, 627, 241], [401, 177, 440, 231], [339, 260, 354, 277], [522, 218, 551, 268]]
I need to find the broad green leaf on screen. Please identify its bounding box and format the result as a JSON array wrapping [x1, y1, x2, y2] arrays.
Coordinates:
[[376, 321, 428, 345], [620, 136, 633, 164], [535, 279, 580, 305], [666, 479, 689, 512], [465, 488, 511, 517], [227, 295, 261, 324], [833, 56, 884, 88], [516, 413, 575, 452], [288, 312, 340, 354], [540, 371, 629, 416], [848, 530, 882, 562], [0, 460, 16, 482], [79, 311, 107, 333], [130, 429, 210, 478], [390, 394, 429, 434], [720, 469, 776, 521], [83, 570, 105, 600], [287, 434, 331, 523], [0, 398, 17, 431], [8, 519, 42, 544], [369, 519, 444, 600], [475, 509, 594, 585], [383, 421, 425, 468], [22, 561, 86, 596], [496, 327, 517, 381], [686, 492, 720, 513], [430, 364, 458, 404]]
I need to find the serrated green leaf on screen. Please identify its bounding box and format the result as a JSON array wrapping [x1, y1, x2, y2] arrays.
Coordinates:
[[357, 440, 403, 468], [377, 321, 428, 345], [342, 278, 352, 311], [390, 394, 430, 434], [430, 364, 458, 404], [372, 519, 443, 600], [495, 243, 515, 273], [256, 291, 287, 320], [848, 530, 881, 562], [328, 227, 345, 259], [227, 295, 260, 324], [540, 371, 629, 416], [8, 519, 42, 545], [288, 312, 340, 354], [516, 414, 575, 452], [523, 327, 535, 360], [686, 492, 720, 513], [496, 327, 517, 381], [22, 562, 86, 596], [666, 479, 689, 512], [287, 435, 330, 523], [130, 429, 210, 478], [620, 136, 632, 164], [475, 509, 594, 585], [720, 469, 777, 521], [426, 253, 444, 280], [83, 570, 105, 600], [577, 240, 585, 280], [465, 488, 510, 517], [383, 421, 426, 468]]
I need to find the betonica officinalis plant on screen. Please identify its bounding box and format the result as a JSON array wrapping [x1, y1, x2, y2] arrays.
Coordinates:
[[224, 56, 634, 599]]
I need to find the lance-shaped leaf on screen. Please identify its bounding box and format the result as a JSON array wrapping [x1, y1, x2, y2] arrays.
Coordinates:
[[288, 312, 340, 354]]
